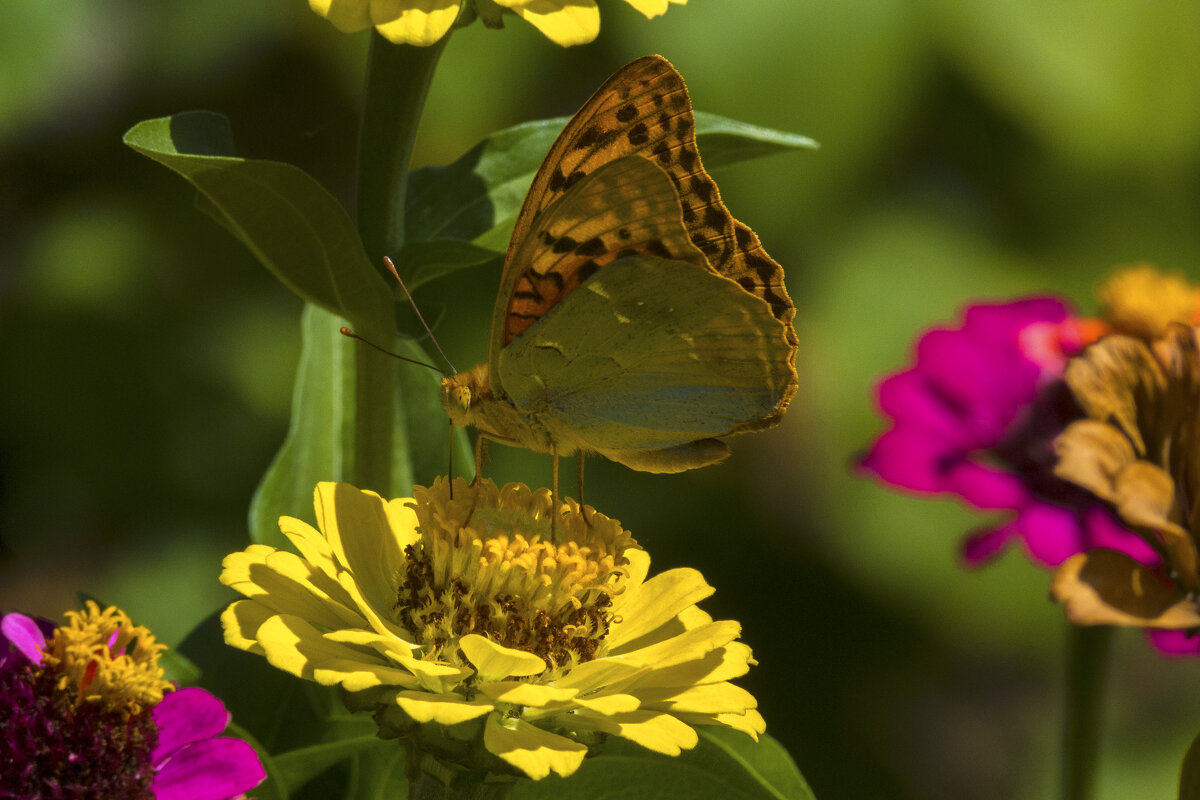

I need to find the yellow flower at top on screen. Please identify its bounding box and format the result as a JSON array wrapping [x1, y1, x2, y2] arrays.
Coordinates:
[[309, 0, 687, 47], [221, 478, 761, 781]]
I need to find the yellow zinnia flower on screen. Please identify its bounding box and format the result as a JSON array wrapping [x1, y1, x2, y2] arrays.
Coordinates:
[[220, 478, 762, 780], [309, 0, 687, 48]]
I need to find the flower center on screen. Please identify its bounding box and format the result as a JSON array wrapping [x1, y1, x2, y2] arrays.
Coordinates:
[[40, 601, 172, 716], [394, 478, 637, 673]]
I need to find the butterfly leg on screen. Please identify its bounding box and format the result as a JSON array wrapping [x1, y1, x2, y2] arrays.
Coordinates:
[[472, 435, 490, 486], [447, 422, 456, 499], [551, 446, 560, 540], [577, 454, 593, 527]]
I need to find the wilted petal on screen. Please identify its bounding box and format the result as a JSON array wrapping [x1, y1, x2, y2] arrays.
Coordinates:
[[1051, 550, 1200, 628], [1053, 419, 1137, 504]]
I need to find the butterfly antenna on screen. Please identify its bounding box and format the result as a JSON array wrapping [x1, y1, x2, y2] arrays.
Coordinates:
[[338, 328, 440, 371], [383, 256, 457, 375]]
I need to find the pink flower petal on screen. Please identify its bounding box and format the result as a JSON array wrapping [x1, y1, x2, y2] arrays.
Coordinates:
[[948, 461, 1030, 509], [960, 520, 1020, 567], [1, 613, 47, 665], [153, 687, 231, 762], [859, 428, 956, 493], [1146, 628, 1200, 657], [1014, 503, 1083, 567], [153, 737, 266, 800]]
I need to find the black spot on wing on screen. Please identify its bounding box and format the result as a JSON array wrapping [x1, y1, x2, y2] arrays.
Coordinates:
[[576, 260, 601, 283], [552, 235, 579, 255], [616, 104, 637, 123], [575, 237, 607, 257], [628, 122, 649, 146], [653, 141, 673, 167]]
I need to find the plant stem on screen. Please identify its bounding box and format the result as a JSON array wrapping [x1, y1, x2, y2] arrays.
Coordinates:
[[406, 749, 516, 800], [357, 32, 450, 264], [1061, 625, 1111, 800], [350, 33, 449, 494]]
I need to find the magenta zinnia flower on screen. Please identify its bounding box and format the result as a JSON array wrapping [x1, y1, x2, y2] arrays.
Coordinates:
[[0, 604, 265, 800], [860, 296, 1156, 569]]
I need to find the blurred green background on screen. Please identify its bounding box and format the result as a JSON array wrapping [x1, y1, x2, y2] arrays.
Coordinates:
[[5, 1, 1200, 797]]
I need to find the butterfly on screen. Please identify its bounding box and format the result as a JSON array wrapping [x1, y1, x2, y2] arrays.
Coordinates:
[[441, 55, 798, 475]]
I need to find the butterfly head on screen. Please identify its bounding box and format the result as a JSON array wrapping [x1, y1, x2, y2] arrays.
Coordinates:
[[440, 364, 493, 427]]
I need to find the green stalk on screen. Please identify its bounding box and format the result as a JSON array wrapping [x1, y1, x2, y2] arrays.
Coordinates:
[[1061, 625, 1111, 800], [406, 749, 516, 800], [348, 32, 449, 494]]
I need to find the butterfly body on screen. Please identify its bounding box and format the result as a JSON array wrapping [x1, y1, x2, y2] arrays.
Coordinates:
[[442, 56, 798, 474]]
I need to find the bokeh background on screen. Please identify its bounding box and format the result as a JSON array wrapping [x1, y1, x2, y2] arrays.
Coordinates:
[[5, 2, 1200, 798]]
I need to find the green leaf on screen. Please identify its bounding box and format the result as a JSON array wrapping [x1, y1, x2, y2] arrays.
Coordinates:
[[1180, 729, 1200, 800], [123, 111, 394, 339], [513, 729, 814, 800], [272, 732, 401, 793], [404, 113, 816, 268], [391, 240, 502, 294], [248, 303, 471, 546]]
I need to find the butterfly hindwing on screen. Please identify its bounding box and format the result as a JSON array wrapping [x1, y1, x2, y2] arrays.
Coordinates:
[[497, 255, 795, 470]]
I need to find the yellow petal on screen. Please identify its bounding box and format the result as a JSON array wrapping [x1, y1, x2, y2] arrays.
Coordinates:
[[334, 570, 419, 649], [325, 627, 419, 654], [220, 548, 364, 633], [310, 0, 374, 31], [626, 642, 754, 692], [638, 681, 758, 716], [483, 713, 587, 779], [478, 680, 578, 706], [624, 548, 651, 586], [461, 634, 548, 681], [315, 483, 412, 617], [572, 692, 640, 715], [371, 0, 461, 46], [395, 689, 493, 724], [571, 709, 698, 754], [675, 708, 765, 739], [279, 515, 337, 578], [552, 655, 646, 693], [491, 0, 599, 47], [621, 0, 669, 17], [391, 650, 473, 694], [254, 614, 420, 691], [614, 620, 741, 671], [221, 601, 271, 654], [1051, 550, 1200, 628], [607, 567, 714, 652]]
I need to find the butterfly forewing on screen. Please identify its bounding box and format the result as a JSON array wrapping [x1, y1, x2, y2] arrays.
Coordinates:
[[498, 156, 707, 347], [494, 54, 798, 369]]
